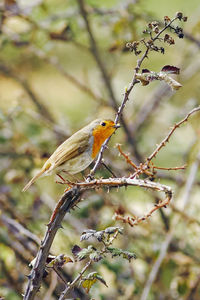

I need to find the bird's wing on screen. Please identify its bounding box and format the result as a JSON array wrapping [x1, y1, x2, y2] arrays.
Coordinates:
[[49, 130, 91, 169]]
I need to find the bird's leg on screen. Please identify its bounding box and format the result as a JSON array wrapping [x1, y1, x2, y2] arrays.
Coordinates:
[[62, 170, 79, 183], [56, 173, 67, 184]]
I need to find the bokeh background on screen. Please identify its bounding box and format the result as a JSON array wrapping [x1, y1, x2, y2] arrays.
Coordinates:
[[0, 0, 200, 299]]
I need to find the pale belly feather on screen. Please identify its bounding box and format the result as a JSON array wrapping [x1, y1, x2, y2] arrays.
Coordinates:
[[57, 151, 93, 174]]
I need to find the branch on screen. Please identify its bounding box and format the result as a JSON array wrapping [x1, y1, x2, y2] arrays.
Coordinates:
[[24, 176, 172, 299], [23, 187, 81, 300], [59, 260, 92, 299], [140, 150, 200, 300], [90, 17, 179, 175], [146, 106, 200, 163], [114, 193, 171, 227]]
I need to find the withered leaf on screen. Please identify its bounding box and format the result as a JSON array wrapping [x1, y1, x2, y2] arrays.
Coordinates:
[[72, 245, 82, 259], [161, 65, 180, 74], [81, 272, 107, 293], [46, 254, 73, 268]]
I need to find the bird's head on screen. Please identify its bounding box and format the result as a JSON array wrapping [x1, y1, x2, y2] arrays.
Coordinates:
[[90, 119, 120, 158]]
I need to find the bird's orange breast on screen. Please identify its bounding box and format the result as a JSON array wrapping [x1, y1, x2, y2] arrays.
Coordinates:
[[92, 126, 115, 159]]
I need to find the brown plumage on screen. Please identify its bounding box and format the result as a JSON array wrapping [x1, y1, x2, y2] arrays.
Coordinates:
[[22, 119, 120, 192]]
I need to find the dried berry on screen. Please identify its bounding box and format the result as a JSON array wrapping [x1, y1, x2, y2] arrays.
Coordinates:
[[153, 26, 159, 34], [151, 21, 159, 27], [164, 34, 170, 42], [164, 16, 171, 24], [178, 33, 184, 38], [176, 12, 183, 20]]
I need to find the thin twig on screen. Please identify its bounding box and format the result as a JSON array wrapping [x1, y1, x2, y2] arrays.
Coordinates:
[[114, 193, 171, 227], [90, 17, 179, 175], [59, 260, 92, 299], [117, 144, 138, 171], [152, 164, 186, 171], [146, 106, 200, 163]]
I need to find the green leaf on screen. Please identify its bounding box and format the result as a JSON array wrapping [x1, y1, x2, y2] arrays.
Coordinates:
[[107, 247, 137, 262], [77, 245, 96, 261], [104, 226, 123, 235], [89, 251, 103, 262]]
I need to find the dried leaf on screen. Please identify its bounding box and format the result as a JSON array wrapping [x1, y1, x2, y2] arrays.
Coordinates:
[[135, 71, 182, 90], [96, 274, 108, 287], [49, 24, 72, 41], [81, 278, 97, 293], [161, 65, 180, 74], [5, 0, 20, 15], [159, 73, 182, 90], [142, 69, 150, 73], [72, 245, 82, 259], [46, 255, 73, 268], [81, 272, 107, 293]]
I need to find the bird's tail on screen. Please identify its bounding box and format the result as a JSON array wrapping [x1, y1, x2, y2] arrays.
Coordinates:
[[22, 168, 46, 192]]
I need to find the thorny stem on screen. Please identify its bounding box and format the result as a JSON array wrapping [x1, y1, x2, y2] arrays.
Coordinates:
[[126, 106, 200, 179], [24, 176, 171, 300], [90, 17, 179, 176], [59, 260, 92, 300], [114, 189, 172, 227], [23, 188, 81, 300], [146, 106, 200, 163], [152, 164, 186, 171]]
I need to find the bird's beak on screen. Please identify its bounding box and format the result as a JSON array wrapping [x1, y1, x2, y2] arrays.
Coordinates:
[[113, 123, 120, 129]]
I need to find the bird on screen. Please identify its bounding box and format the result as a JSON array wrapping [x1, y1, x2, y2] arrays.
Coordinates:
[[22, 119, 120, 191]]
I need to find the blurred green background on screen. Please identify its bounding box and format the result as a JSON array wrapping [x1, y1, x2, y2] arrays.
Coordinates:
[[0, 0, 200, 299]]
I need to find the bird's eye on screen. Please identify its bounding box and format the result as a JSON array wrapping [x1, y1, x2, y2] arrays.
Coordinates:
[[101, 122, 106, 127]]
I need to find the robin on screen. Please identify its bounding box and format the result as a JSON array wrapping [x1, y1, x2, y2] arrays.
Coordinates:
[[22, 119, 120, 191]]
